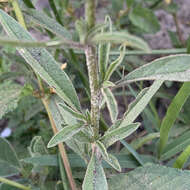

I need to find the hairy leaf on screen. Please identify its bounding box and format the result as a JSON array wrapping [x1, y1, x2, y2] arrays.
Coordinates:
[[82, 152, 108, 190], [0, 10, 80, 111], [119, 80, 163, 128], [0, 137, 21, 177], [104, 45, 125, 81], [121, 55, 190, 83], [100, 123, 140, 148], [0, 81, 22, 119], [47, 124, 83, 148], [108, 163, 190, 190], [59, 103, 86, 122], [102, 88, 118, 123], [91, 32, 150, 52], [98, 16, 112, 80], [24, 9, 71, 39]]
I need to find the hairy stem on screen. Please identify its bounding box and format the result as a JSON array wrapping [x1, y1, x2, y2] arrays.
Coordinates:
[[85, 0, 96, 29], [85, 45, 100, 138]]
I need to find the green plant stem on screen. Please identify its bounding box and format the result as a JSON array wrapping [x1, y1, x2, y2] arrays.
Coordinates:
[[0, 177, 31, 190], [85, 0, 100, 139], [0, 37, 85, 49], [85, 0, 96, 29], [85, 45, 100, 139], [76, 48, 187, 56], [10, 0, 27, 30]]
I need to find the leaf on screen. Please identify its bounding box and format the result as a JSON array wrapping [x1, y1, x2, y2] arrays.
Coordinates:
[[91, 32, 150, 52], [158, 82, 190, 157], [0, 81, 22, 119], [47, 124, 84, 148], [102, 81, 115, 88], [23, 0, 35, 8], [96, 140, 121, 171], [173, 145, 190, 169], [104, 45, 125, 81], [103, 154, 121, 172], [48, 0, 63, 25], [48, 95, 89, 162], [0, 10, 80, 111], [28, 136, 48, 156], [22, 153, 156, 169], [106, 120, 122, 133], [129, 5, 160, 33], [0, 137, 21, 177], [108, 163, 190, 190], [98, 16, 112, 81], [120, 55, 190, 83], [130, 132, 160, 151], [119, 80, 163, 128], [100, 123, 140, 148], [161, 130, 190, 161], [82, 151, 108, 190], [120, 140, 144, 166], [23, 155, 58, 166], [58, 103, 86, 122], [24, 9, 71, 39], [101, 88, 118, 123]]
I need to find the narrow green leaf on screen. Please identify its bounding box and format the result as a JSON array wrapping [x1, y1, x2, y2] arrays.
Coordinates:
[[97, 140, 122, 172], [102, 88, 118, 123], [96, 140, 109, 157], [59, 103, 86, 122], [173, 145, 190, 169], [23, 0, 35, 8], [48, 0, 63, 25], [24, 9, 71, 39], [91, 32, 150, 52], [82, 152, 108, 190], [47, 124, 83, 148], [0, 81, 22, 119], [158, 82, 190, 157], [120, 140, 144, 166], [108, 163, 190, 190], [98, 16, 112, 80], [73, 129, 92, 143], [0, 137, 21, 177], [100, 123, 140, 148], [49, 95, 89, 162], [129, 5, 160, 33], [87, 23, 108, 41], [121, 132, 160, 154], [161, 130, 190, 161], [119, 80, 163, 128], [0, 10, 81, 111], [106, 120, 122, 133], [58, 154, 70, 190], [104, 46, 125, 81], [120, 55, 190, 83], [131, 132, 160, 150], [102, 81, 115, 88], [104, 154, 121, 172]]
